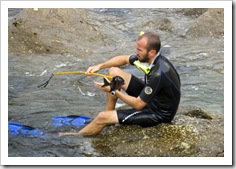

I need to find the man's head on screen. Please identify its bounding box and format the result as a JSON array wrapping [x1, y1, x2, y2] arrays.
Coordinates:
[[135, 32, 161, 63]]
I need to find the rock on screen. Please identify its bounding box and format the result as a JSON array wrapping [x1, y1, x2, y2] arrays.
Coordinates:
[[92, 123, 202, 157], [8, 9, 105, 56], [157, 18, 175, 32], [176, 8, 208, 17], [187, 8, 224, 38], [178, 105, 212, 119], [91, 105, 223, 157]]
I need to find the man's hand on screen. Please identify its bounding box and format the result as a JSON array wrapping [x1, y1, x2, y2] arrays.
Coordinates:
[[94, 82, 111, 93], [85, 64, 102, 75]]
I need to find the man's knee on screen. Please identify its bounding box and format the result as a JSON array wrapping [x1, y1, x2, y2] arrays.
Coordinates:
[[96, 111, 118, 125], [108, 67, 121, 76], [95, 111, 109, 125], [97, 111, 106, 121], [108, 67, 131, 91]]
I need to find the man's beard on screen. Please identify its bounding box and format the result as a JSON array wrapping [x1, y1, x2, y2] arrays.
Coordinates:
[[138, 52, 149, 62]]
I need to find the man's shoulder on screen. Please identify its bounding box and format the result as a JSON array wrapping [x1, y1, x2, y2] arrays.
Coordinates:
[[158, 54, 176, 68], [150, 55, 173, 75]]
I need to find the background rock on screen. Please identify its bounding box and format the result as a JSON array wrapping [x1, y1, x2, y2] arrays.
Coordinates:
[[187, 8, 224, 38], [8, 9, 104, 56], [157, 18, 175, 32], [176, 8, 208, 17], [9, 8, 224, 56]]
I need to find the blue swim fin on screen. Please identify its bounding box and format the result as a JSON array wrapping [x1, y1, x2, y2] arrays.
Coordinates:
[[8, 122, 47, 138], [52, 115, 93, 127]]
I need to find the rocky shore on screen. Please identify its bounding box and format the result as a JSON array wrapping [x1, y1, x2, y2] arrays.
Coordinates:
[[8, 8, 224, 157], [91, 105, 223, 157], [8, 8, 223, 56]]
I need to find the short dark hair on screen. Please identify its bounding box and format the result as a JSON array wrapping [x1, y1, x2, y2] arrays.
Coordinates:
[[137, 32, 161, 54]]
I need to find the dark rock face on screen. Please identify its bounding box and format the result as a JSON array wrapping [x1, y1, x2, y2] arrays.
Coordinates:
[[187, 8, 224, 38]]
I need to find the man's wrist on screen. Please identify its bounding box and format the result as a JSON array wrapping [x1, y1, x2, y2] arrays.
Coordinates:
[[110, 90, 116, 96]]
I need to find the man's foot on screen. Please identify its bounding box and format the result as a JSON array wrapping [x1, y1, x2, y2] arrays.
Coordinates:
[[58, 132, 81, 137]]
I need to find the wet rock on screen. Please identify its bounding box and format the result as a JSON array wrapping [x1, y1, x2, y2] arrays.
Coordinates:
[[92, 123, 202, 157], [157, 18, 175, 32], [8, 8, 224, 56], [176, 8, 208, 17], [178, 105, 212, 119], [92, 105, 223, 157], [8, 9, 105, 56], [187, 8, 224, 38]]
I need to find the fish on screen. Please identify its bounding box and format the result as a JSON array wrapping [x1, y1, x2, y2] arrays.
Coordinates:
[[102, 76, 125, 91]]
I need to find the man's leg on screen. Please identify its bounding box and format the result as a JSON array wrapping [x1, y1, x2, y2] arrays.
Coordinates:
[[59, 110, 118, 136], [105, 67, 132, 111], [78, 110, 118, 135], [59, 67, 132, 136], [78, 67, 132, 135]]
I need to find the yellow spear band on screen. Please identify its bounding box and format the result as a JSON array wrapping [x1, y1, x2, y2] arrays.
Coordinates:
[[52, 71, 113, 79], [38, 71, 113, 88]]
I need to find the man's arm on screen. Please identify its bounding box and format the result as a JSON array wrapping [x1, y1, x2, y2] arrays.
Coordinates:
[[94, 82, 147, 110], [86, 55, 130, 74], [115, 90, 147, 110]]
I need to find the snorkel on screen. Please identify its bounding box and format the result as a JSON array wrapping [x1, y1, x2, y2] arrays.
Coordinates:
[[133, 60, 154, 74]]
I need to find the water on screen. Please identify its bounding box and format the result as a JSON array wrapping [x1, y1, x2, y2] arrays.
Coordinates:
[[8, 8, 224, 157]]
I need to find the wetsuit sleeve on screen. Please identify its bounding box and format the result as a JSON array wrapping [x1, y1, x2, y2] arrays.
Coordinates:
[[139, 70, 163, 103], [129, 54, 138, 65]]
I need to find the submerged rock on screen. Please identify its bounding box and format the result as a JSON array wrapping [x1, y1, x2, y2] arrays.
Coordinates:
[[157, 18, 175, 32]]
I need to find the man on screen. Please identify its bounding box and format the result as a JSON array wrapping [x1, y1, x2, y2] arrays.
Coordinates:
[[61, 32, 181, 136]]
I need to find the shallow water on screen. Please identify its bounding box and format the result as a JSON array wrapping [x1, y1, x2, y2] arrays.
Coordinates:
[[8, 8, 224, 157]]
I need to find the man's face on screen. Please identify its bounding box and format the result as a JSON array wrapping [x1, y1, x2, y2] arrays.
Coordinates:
[[135, 37, 149, 62]]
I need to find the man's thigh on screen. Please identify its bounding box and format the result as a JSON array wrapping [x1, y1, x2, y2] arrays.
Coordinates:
[[117, 108, 161, 127]]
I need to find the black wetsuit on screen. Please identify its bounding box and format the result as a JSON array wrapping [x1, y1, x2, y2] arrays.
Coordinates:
[[117, 54, 181, 127]]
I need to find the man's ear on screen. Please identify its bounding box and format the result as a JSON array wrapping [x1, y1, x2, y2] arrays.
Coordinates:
[[149, 49, 157, 57]]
